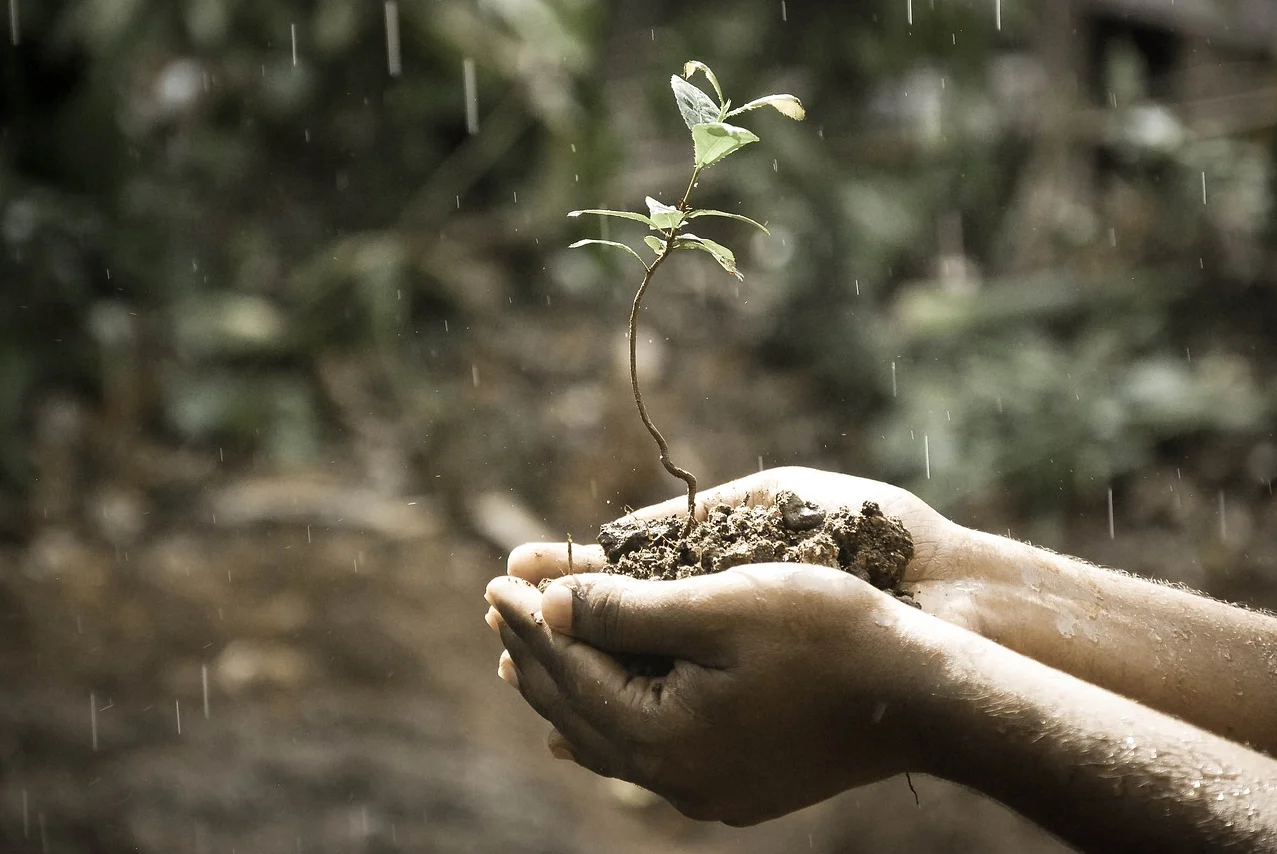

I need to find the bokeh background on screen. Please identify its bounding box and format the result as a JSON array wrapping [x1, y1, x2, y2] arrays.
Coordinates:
[[3, 1, 1277, 851]]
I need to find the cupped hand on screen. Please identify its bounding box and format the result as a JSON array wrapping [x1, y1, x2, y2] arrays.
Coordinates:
[[485, 564, 939, 826], [507, 467, 984, 630]]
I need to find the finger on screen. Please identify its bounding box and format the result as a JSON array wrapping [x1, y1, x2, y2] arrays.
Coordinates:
[[491, 578, 673, 737], [539, 572, 735, 661], [507, 542, 608, 584], [626, 470, 780, 522], [499, 623, 629, 780]]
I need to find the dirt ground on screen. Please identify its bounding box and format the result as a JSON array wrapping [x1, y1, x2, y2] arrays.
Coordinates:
[[2, 296, 1274, 853]]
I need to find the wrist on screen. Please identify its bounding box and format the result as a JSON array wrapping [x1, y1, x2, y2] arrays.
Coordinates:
[[832, 589, 975, 778]]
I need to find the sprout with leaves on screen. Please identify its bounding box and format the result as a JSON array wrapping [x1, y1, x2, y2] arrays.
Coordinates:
[[568, 61, 805, 527]]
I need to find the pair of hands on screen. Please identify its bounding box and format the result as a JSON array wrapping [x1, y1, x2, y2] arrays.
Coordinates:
[[485, 467, 987, 825]]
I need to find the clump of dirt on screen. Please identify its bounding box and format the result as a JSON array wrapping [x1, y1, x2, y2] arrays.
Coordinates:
[[596, 491, 914, 594]]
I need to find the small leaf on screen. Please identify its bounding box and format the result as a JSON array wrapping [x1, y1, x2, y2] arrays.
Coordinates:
[[686, 209, 770, 234], [677, 233, 742, 279], [568, 239, 648, 267], [568, 209, 654, 226], [644, 196, 684, 231], [726, 94, 806, 121], [643, 235, 668, 255], [681, 60, 724, 104], [691, 122, 759, 169], [671, 76, 721, 132]]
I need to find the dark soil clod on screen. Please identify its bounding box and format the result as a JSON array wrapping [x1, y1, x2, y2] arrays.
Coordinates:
[[597, 493, 914, 592]]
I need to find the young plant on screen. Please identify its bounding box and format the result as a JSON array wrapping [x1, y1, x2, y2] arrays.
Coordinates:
[[568, 61, 804, 526]]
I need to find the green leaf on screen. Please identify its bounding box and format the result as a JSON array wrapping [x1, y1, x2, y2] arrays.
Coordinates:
[[671, 76, 722, 132], [686, 209, 770, 234], [677, 233, 742, 279], [681, 61, 724, 104], [725, 94, 806, 121], [644, 235, 668, 255], [568, 239, 648, 268], [644, 196, 684, 231], [568, 209, 655, 226], [691, 122, 759, 169]]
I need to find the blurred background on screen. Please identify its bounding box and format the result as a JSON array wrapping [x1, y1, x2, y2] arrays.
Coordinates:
[[3, 0, 1277, 851]]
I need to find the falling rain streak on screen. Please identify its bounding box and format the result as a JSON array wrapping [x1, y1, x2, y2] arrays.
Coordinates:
[[202, 664, 210, 719], [291, 23, 298, 66], [90, 692, 99, 751], [1202, 172, 1208, 205], [1107, 488, 1115, 539], [995, 0, 1001, 30], [384, 1, 402, 77], [8, 0, 17, 45], [1219, 490, 1227, 541], [463, 58, 479, 135], [891, 361, 898, 397], [924, 434, 931, 479]]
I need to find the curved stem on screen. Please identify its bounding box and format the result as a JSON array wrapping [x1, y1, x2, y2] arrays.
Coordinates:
[[631, 230, 697, 528]]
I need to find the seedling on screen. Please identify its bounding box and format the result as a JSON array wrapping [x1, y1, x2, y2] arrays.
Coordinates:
[[568, 61, 804, 526]]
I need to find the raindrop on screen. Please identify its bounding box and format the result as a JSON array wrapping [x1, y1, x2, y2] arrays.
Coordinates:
[[1218, 490, 1227, 541], [1107, 488, 1115, 539], [304, 128, 310, 143], [444, 319, 449, 332], [758, 455, 764, 472], [854, 279, 860, 295], [90, 692, 98, 751], [463, 58, 479, 134], [907, 0, 913, 25], [175, 699, 182, 735], [1201, 172, 1208, 205], [1109, 228, 1117, 247], [924, 434, 930, 479], [891, 361, 898, 397], [306, 525, 312, 544], [290, 23, 298, 67], [513, 190, 518, 204], [781, 1, 788, 22], [385, 1, 402, 77], [995, 0, 1001, 30], [8, 0, 18, 45], [471, 365, 480, 387], [202, 664, 210, 719]]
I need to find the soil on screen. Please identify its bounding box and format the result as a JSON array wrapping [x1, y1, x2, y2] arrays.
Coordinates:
[[596, 491, 915, 593]]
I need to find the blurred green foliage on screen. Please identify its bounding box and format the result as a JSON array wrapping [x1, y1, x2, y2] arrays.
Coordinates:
[[3, 0, 1277, 529]]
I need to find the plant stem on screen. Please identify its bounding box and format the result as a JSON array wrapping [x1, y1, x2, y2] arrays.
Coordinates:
[[629, 170, 703, 527]]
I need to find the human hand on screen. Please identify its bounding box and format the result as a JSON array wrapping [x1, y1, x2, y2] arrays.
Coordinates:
[[485, 564, 939, 825], [507, 467, 984, 630]]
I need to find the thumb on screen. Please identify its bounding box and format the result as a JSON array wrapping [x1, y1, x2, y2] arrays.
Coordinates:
[[542, 573, 728, 659]]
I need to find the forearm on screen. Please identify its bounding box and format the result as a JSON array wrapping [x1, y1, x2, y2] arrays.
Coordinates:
[[914, 616, 1277, 854], [951, 528, 1277, 754]]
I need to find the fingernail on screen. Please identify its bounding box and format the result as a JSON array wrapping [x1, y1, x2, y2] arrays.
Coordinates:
[[497, 651, 519, 689], [541, 583, 573, 632], [484, 607, 504, 632]]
